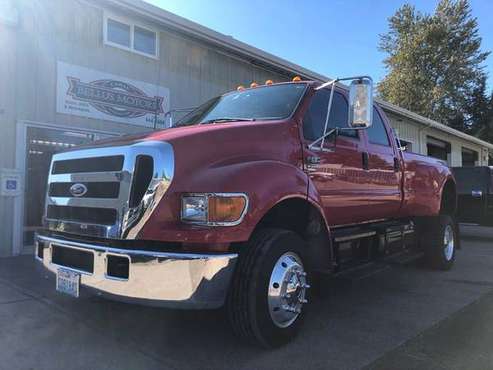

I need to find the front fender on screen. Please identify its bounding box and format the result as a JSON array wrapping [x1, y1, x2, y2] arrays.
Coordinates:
[[138, 160, 312, 243]]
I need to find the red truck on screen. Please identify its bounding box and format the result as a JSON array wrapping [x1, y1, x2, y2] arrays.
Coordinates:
[[35, 76, 458, 347]]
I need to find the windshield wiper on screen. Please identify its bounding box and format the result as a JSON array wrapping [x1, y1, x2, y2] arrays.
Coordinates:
[[200, 117, 256, 124]]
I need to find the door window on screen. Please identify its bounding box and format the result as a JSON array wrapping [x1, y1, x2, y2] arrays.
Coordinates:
[[303, 90, 356, 141], [366, 107, 390, 146]]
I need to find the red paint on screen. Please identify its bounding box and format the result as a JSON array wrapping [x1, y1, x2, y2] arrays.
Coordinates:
[[85, 82, 454, 246]]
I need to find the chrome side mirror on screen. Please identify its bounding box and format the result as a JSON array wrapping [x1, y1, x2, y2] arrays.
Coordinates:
[[348, 78, 373, 129]]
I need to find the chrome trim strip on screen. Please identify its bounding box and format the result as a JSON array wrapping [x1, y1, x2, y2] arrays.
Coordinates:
[[44, 219, 119, 239], [181, 192, 249, 227], [49, 172, 124, 183], [36, 234, 238, 309], [331, 218, 389, 229], [37, 235, 236, 259], [334, 231, 377, 243], [47, 197, 122, 209]]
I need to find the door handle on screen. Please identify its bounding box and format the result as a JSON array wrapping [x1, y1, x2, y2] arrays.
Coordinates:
[[306, 156, 321, 165], [362, 152, 369, 170]]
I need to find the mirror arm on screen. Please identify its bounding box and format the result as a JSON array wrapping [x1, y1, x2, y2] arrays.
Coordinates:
[[308, 127, 367, 151], [315, 78, 338, 91], [320, 82, 337, 149], [308, 128, 338, 151]]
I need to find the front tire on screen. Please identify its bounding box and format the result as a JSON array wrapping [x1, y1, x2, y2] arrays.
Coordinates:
[[422, 215, 457, 270], [227, 228, 310, 348]]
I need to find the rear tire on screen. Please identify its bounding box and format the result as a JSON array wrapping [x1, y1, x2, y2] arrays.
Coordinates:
[[227, 228, 310, 348], [421, 215, 457, 270]]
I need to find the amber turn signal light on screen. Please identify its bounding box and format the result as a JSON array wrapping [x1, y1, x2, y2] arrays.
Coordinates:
[[208, 195, 247, 223]]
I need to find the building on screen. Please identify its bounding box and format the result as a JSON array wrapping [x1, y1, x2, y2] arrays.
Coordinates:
[[1, 0, 492, 257]]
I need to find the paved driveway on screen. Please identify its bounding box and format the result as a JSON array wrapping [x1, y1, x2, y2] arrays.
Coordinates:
[[1, 228, 493, 370]]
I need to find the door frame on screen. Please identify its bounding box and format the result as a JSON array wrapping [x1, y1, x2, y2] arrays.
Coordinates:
[[13, 120, 119, 255]]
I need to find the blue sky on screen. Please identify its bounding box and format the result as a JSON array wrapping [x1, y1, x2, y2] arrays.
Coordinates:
[[145, 0, 493, 92]]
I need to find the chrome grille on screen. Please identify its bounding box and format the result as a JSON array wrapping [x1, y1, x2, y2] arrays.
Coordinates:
[[44, 141, 174, 239]]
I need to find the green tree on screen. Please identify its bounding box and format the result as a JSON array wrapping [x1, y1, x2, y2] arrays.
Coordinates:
[[378, 0, 490, 133], [473, 91, 493, 143]]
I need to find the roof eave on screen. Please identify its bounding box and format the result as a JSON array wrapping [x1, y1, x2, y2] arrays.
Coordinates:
[[104, 0, 493, 151]]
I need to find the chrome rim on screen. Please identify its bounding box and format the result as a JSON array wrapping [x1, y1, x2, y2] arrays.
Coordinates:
[[267, 252, 309, 328], [444, 224, 455, 261]]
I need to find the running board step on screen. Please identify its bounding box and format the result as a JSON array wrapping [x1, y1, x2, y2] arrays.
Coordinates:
[[332, 220, 416, 244]]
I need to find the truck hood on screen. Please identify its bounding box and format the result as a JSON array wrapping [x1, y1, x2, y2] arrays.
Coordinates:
[[65, 120, 303, 186], [71, 119, 295, 153]]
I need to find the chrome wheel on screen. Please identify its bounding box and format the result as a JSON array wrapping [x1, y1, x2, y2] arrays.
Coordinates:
[[267, 252, 309, 328], [443, 224, 455, 261]]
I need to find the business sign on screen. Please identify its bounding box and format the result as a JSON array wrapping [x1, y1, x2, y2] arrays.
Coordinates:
[[57, 62, 170, 127]]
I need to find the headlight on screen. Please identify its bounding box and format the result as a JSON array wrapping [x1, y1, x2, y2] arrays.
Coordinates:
[[181, 195, 208, 223], [181, 193, 248, 226]]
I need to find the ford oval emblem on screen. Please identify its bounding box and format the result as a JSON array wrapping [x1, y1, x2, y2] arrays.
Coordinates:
[[70, 183, 88, 197]]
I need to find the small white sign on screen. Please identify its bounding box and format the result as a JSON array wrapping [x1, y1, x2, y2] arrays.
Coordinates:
[[57, 61, 170, 127], [0, 169, 22, 197]]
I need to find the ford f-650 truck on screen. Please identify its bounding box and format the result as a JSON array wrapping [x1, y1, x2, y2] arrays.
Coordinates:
[[35, 76, 458, 348]]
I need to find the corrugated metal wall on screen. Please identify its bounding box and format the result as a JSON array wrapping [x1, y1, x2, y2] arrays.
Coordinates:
[[384, 110, 487, 166], [12, 0, 289, 130]]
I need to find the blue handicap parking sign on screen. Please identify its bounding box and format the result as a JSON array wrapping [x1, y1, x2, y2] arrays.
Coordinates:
[[6, 179, 17, 190]]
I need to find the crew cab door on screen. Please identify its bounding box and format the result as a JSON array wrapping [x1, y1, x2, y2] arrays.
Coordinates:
[[361, 106, 403, 220], [301, 88, 372, 226]]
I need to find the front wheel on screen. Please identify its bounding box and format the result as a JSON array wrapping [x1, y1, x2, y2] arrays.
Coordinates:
[[227, 228, 310, 348], [421, 215, 457, 270]]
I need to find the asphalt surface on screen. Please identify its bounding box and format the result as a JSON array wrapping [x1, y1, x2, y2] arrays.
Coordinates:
[[1, 226, 493, 370]]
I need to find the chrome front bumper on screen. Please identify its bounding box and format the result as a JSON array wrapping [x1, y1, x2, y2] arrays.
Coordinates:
[[35, 235, 238, 309]]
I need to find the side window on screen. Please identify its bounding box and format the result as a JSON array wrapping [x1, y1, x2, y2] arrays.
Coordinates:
[[303, 90, 356, 141], [303, 90, 329, 141], [367, 107, 390, 146]]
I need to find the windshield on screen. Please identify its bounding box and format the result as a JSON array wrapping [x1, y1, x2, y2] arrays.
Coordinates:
[[176, 83, 307, 126]]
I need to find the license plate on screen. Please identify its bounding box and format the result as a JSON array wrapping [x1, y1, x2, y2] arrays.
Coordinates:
[[56, 268, 80, 298]]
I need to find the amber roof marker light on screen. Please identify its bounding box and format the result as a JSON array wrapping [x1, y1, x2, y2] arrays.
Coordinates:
[[265, 79, 273, 85], [292, 76, 302, 82]]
